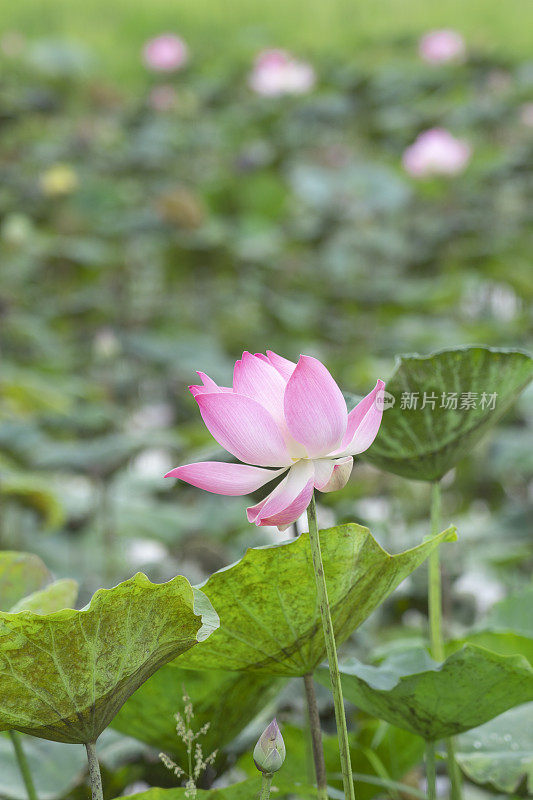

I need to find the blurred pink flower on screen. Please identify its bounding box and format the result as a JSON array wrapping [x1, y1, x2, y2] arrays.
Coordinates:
[[403, 128, 471, 178], [143, 34, 188, 72], [520, 103, 533, 127], [166, 352, 384, 530], [249, 49, 315, 97], [419, 29, 465, 64], [148, 84, 178, 111]]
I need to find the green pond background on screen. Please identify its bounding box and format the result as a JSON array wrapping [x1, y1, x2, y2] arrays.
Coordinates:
[[0, 0, 531, 796]]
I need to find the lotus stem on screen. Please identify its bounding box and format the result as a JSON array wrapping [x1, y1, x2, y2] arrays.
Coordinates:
[[425, 741, 436, 800], [446, 738, 464, 800], [303, 673, 328, 800], [9, 731, 38, 800], [307, 493, 355, 800], [428, 483, 444, 662], [85, 742, 104, 800], [260, 772, 273, 800], [428, 481, 463, 800]]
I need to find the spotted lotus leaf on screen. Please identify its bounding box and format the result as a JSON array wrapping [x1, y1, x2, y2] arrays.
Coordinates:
[[318, 645, 533, 740], [361, 346, 533, 481], [456, 703, 533, 792], [176, 524, 456, 676], [0, 574, 218, 744]]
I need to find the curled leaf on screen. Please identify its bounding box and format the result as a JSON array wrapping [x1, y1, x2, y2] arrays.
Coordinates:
[[0, 574, 218, 744], [176, 524, 456, 676], [9, 579, 79, 614], [362, 346, 533, 481], [320, 645, 533, 740], [0, 552, 51, 611]]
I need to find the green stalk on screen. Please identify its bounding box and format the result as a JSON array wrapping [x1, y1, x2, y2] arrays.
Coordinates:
[[307, 493, 355, 800], [428, 483, 444, 662], [425, 741, 436, 800], [85, 742, 104, 800], [428, 481, 462, 800], [303, 673, 328, 800], [9, 731, 38, 800], [446, 738, 464, 799], [260, 773, 273, 800]]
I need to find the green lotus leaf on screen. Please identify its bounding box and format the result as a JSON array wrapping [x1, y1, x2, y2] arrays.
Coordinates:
[[118, 778, 317, 799], [447, 630, 533, 665], [0, 552, 52, 611], [0, 551, 78, 620], [9, 579, 79, 614], [318, 645, 533, 741], [176, 524, 456, 677], [112, 664, 285, 756], [0, 475, 64, 528], [456, 702, 533, 792], [0, 574, 218, 744], [446, 587, 533, 663], [361, 346, 533, 481]]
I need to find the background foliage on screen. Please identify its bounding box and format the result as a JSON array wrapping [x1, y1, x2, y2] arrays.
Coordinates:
[[0, 0, 531, 797]]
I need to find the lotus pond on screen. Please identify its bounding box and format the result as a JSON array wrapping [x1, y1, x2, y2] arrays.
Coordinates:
[[0, 6, 532, 800]]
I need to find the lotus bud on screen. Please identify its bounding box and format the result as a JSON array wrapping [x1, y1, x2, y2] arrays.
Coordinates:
[[253, 718, 285, 775]]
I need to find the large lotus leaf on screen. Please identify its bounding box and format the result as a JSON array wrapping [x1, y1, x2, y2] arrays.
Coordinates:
[[446, 587, 533, 663], [317, 645, 533, 741], [112, 664, 285, 755], [118, 779, 317, 799], [9, 579, 79, 614], [447, 631, 533, 665], [456, 702, 533, 792], [0, 574, 218, 744], [361, 346, 533, 481], [0, 552, 51, 610], [176, 524, 456, 677]]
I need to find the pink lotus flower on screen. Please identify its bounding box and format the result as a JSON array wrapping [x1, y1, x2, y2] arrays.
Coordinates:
[[142, 34, 188, 72], [166, 352, 384, 530], [249, 49, 315, 97], [403, 128, 471, 178], [419, 29, 465, 64]]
